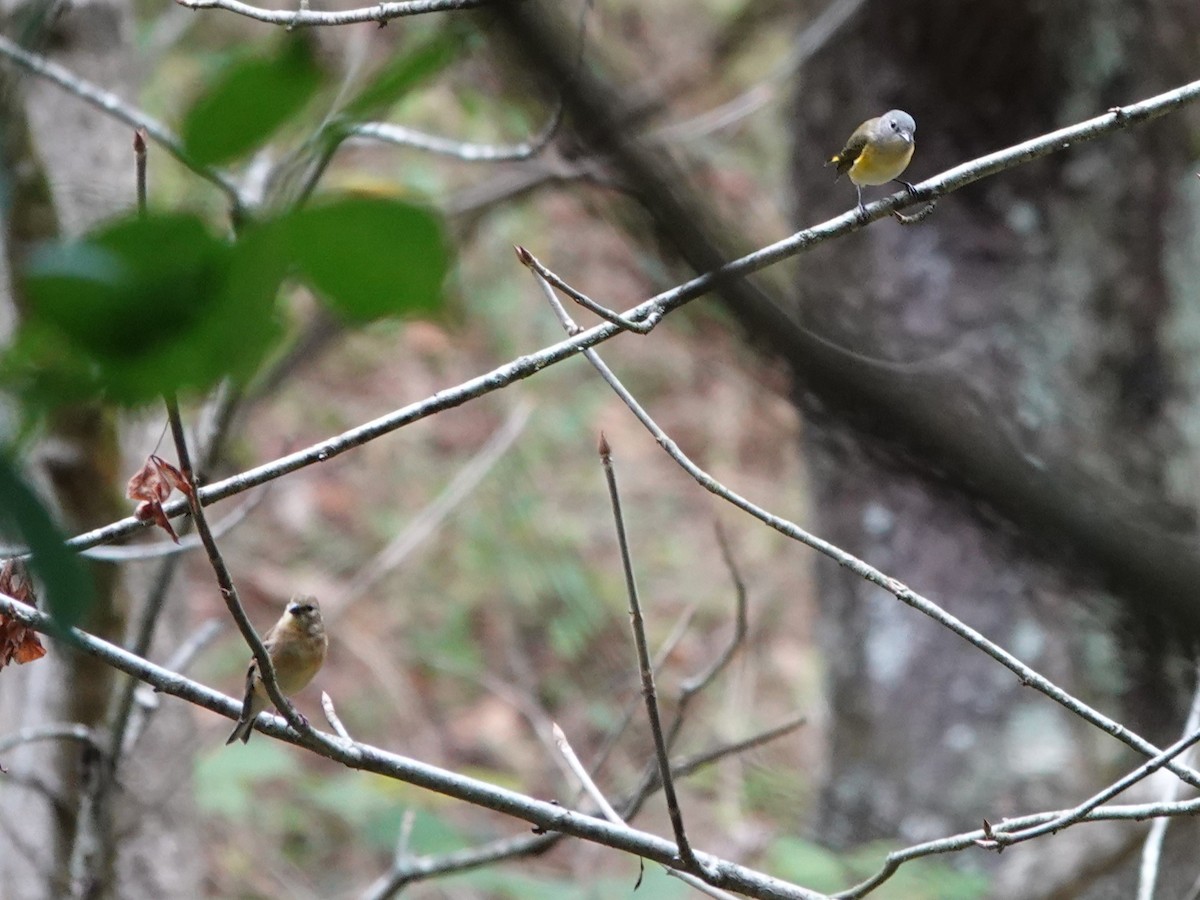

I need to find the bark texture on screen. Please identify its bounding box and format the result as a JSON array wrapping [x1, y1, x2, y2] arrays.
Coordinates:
[[0, 2, 204, 896], [786, 0, 1200, 893]]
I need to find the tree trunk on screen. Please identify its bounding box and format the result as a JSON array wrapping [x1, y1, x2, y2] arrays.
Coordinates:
[[0, 2, 204, 896], [785, 0, 1200, 893]]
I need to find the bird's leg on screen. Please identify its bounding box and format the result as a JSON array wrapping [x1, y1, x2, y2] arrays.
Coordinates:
[[855, 185, 868, 222], [893, 178, 917, 195]]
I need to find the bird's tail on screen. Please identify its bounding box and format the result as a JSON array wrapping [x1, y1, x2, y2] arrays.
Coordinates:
[[226, 714, 255, 744]]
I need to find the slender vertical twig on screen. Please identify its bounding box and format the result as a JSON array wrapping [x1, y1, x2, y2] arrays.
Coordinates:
[[121, 619, 223, 755], [133, 129, 147, 216], [553, 723, 740, 900], [599, 433, 697, 871], [1136, 662, 1200, 900], [164, 395, 315, 743]]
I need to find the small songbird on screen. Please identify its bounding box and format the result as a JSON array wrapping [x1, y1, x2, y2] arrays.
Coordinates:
[[827, 110, 917, 214], [226, 595, 328, 745]]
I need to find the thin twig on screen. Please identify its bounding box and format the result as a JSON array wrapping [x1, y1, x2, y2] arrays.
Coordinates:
[[678, 523, 748, 699], [164, 396, 315, 744], [0, 724, 98, 756], [173, 0, 485, 27], [517, 246, 651, 333], [0, 590, 829, 900], [0, 490, 260, 560], [521, 262, 1200, 792], [553, 723, 624, 823], [552, 723, 740, 900], [123, 619, 223, 754], [134, 129, 147, 215], [321, 691, 353, 742], [72, 489, 264, 561], [599, 434, 698, 872], [1136, 662, 1200, 900], [581, 600, 696, 791], [977, 699, 1200, 849], [0, 34, 242, 204], [834, 792, 1200, 900], [48, 75, 1200, 558], [349, 104, 562, 162], [662, 714, 807, 788]]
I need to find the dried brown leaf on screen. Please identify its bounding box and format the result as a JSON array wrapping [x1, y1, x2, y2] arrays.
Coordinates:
[[127, 455, 189, 542], [0, 560, 47, 669]]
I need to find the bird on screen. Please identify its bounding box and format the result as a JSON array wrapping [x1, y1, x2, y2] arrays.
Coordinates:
[[226, 595, 327, 745], [827, 110, 917, 215]]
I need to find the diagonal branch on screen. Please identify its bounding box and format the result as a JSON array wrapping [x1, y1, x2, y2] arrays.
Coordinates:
[[0, 34, 242, 205], [599, 433, 699, 872], [518, 254, 1200, 796], [35, 74, 1200, 560], [0, 591, 829, 900], [173, 0, 485, 27], [164, 396, 315, 745]]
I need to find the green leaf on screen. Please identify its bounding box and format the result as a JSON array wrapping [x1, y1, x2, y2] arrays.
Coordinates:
[[19, 212, 286, 404], [182, 35, 324, 166], [341, 30, 463, 121], [285, 196, 448, 322], [0, 453, 93, 631]]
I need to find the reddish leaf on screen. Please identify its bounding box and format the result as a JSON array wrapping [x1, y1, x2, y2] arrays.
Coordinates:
[[155, 455, 193, 497], [133, 499, 179, 544], [127, 454, 190, 503], [126, 455, 190, 542], [0, 560, 47, 669]]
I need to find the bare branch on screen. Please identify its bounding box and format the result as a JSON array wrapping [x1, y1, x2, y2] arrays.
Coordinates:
[[123, 619, 223, 755], [520, 233, 1200, 804], [164, 396, 316, 745], [349, 103, 562, 162], [1136, 662, 1200, 900], [677, 523, 748, 700], [0, 591, 829, 900], [835, 795, 1200, 900], [599, 433, 699, 871], [0, 724, 98, 756], [553, 723, 740, 900], [517, 246, 651, 333], [553, 722, 624, 824], [173, 0, 485, 27], [46, 75, 1200, 558], [359, 713, 806, 897], [0, 34, 242, 204], [71, 489, 264, 561], [977, 710, 1200, 849], [321, 691, 353, 743]]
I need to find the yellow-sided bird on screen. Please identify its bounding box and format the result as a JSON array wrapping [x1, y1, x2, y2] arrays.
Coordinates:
[[226, 595, 328, 745], [828, 110, 917, 214]]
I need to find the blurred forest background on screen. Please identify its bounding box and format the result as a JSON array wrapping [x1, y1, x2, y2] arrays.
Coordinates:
[[2, 0, 1200, 898]]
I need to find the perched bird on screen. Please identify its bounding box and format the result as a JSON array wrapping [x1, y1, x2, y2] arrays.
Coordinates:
[[828, 110, 917, 214], [226, 595, 327, 745]]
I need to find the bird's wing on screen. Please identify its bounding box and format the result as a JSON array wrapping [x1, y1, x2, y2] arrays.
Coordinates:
[[829, 128, 870, 177]]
